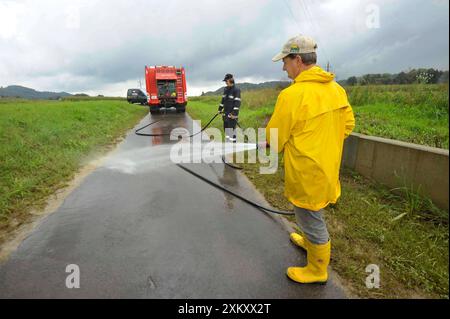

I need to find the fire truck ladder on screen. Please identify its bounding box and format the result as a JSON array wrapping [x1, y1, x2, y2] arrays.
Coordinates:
[[176, 70, 184, 100]]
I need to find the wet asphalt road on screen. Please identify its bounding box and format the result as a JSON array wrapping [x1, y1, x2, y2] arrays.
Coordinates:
[[0, 111, 345, 298]]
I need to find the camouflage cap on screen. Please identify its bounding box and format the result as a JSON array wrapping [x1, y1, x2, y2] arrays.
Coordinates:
[[272, 35, 318, 62]]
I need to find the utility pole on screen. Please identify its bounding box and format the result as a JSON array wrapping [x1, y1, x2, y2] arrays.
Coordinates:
[[138, 79, 142, 89], [326, 61, 330, 72]]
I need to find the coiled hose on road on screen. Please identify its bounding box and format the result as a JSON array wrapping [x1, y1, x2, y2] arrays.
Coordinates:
[[134, 111, 294, 216]]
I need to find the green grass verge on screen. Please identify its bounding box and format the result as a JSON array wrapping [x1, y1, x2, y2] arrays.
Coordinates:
[[328, 170, 448, 298], [190, 83, 449, 149], [354, 102, 448, 148], [187, 98, 449, 299], [0, 99, 147, 234]]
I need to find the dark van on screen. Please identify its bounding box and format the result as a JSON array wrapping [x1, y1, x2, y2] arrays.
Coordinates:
[[127, 89, 148, 105]]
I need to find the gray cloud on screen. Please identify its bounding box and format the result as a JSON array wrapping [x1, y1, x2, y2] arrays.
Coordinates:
[[0, 0, 448, 96]]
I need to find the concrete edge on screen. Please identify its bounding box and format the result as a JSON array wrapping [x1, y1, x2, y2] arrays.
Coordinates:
[[351, 132, 449, 156]]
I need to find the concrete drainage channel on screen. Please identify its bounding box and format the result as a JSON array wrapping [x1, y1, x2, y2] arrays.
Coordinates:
[[342, 133, 449, 211]]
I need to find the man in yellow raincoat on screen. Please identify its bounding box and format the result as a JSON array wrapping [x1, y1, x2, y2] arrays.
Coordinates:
[[266, 35, 355, 284]]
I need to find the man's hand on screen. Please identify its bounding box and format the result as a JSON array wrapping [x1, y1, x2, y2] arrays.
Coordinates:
[[257, 141, 268, 150], [228, 114, 237, 119]]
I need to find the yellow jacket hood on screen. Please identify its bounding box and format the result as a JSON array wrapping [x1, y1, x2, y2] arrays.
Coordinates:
[[295, 66, 335, 84]]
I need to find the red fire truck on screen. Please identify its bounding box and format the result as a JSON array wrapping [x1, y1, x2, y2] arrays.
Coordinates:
[[145, 65, 188, 114]]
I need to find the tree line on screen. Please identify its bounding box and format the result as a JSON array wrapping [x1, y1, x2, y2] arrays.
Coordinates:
[[342, 68, 449, 86]]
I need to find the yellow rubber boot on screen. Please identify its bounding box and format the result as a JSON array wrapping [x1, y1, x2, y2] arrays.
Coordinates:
[[289, 233, 308, 251], [286, 240, 330, 284]]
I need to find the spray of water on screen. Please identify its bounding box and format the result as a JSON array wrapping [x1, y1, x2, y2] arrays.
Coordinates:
[[102, 142, 257, 175]]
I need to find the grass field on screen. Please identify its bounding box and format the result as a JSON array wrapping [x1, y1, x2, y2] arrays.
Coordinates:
[[346, 84, 449, 149], [191, 83, 449, 149], [0, 99, 147, 240], [186, 90, 449, 298]]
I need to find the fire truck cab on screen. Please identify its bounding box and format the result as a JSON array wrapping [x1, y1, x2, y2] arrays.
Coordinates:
[[145, 65, 188, 114]]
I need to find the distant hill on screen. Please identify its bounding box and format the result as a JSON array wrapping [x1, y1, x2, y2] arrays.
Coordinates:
[[0, 85, 72, 99], [202, 81, 290, 96]]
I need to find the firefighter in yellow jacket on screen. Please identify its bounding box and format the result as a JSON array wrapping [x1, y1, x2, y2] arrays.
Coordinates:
[[266, 35, 355, 284]]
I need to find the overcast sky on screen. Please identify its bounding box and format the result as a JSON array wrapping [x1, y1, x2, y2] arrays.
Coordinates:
[[0, 0, 448, 96]]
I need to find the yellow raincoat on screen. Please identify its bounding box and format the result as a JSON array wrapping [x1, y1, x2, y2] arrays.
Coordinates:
[[266, 66, 355, 211]]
